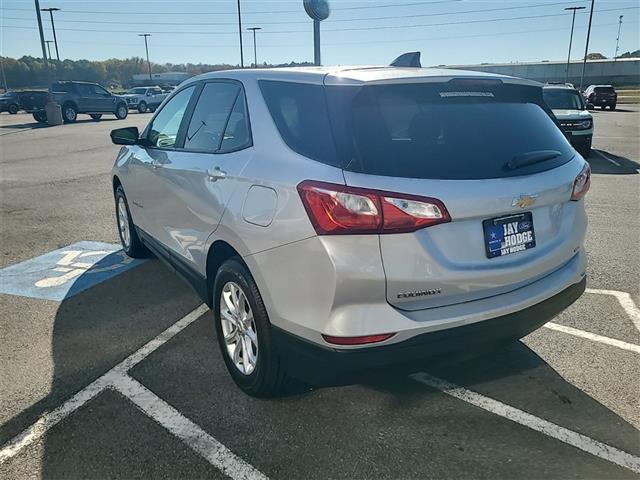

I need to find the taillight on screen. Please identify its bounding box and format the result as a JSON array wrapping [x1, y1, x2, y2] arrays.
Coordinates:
[[322, 333, 395, 345], [297, 180, 450, 235], [571, 163, 591, 201]]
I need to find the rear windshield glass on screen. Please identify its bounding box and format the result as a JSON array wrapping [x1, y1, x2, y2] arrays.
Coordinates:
[[543, 89, 584, 110], [260, 80, 574, 180], [594, 86, 615, 93]]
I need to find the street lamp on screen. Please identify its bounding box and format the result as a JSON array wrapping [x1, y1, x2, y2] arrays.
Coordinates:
[[614, 15, 624, 61], [138, 33, 152, 82], [580, 0, 595, 91], [247, 27, 262, 68], [564, 6, 585, 83], [41, 7, 61, 61]]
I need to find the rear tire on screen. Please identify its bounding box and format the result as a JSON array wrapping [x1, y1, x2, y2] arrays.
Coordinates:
[[213, 258, 287, 397], [610, 104, 616, 111], [33, 111, 47, 123], [90, 114, 102, 121], [8, 103, 18, 114], [62, 103, 77, 123], [114, 186, 147, 258], [115, 103, 128, 120], [137, 101, 148, 113]]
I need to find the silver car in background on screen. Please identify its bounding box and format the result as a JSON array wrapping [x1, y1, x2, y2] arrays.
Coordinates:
[[110, 66, 589, 397]]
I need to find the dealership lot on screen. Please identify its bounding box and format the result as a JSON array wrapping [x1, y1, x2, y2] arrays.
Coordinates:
[[1, 107, 639, 478]]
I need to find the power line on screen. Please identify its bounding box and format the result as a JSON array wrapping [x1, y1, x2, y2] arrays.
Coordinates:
[[0, 1, 590, 26], [3, 6, 636, 35]]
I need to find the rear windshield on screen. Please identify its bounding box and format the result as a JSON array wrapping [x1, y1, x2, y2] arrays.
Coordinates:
[[260, 80, 574, 180], [594, 86, 615, 93], [543, 89, 584, 110]]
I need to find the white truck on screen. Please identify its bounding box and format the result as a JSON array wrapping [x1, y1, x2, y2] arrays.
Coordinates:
[[121, 86, 167, 113]]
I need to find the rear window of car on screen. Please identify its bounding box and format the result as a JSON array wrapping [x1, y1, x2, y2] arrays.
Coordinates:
[[260, 80, 573, 180], [594, 86, 615, 93]]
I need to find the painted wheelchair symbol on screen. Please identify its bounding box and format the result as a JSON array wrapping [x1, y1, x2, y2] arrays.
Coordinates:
[[35, 250, 134, 288]]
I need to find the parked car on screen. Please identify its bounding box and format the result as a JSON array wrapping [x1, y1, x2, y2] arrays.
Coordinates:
[[120, 86, 167, 113], [0, 91, 20, 114], [15, 90, 50, 122], [543, 84, 593, 157], [583, 85, 617, 110], [110, 65, 589, 397], [50, 81, 129, 123]]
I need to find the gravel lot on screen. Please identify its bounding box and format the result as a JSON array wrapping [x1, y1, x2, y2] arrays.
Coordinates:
[[1, 106, 638, 479]]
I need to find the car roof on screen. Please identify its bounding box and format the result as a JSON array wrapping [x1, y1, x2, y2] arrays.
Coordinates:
[[186, 65, 541, 87]]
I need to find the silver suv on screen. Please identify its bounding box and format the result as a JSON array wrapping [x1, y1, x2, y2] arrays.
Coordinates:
[[110, 66, 589, 396]]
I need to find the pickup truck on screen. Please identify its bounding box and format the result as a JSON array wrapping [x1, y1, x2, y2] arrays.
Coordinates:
[[120, 86, 167, 113]]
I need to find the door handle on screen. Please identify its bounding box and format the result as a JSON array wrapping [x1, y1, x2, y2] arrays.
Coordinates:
[[207, 167, 227, 181]]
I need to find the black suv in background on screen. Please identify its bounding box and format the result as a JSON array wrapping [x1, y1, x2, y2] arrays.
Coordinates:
[[583, 85, 618, 110], [50, 81, 129, 123]]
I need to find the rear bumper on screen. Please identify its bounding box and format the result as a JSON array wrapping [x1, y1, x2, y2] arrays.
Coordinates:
[[273, 277, 586, 380]]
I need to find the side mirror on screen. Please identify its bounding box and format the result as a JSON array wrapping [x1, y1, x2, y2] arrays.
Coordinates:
[[111, 126, 140, 145]]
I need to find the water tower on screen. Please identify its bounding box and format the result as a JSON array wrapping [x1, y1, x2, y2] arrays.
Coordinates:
[[303, 0, 330, 66]]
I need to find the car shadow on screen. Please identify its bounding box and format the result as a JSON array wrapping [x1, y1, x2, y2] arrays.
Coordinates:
[[586, 149, 639, 175]]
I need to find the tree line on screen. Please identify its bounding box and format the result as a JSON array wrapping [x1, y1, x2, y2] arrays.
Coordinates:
[[0, 55, 313, 90]]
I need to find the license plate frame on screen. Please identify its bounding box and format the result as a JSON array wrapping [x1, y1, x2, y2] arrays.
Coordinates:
[[483, 212, 536, 259]]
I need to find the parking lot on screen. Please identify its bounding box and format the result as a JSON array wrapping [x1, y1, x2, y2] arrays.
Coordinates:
[[0, 106, 639, 479]]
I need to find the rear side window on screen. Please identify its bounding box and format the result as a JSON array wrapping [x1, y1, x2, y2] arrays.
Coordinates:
[[326, 82, 574, 180], [51, 83, 73, 93], [259, 80, 339, 167], [184, 82, 243, 153]]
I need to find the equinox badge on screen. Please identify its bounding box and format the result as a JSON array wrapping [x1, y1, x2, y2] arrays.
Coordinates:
[[512, 194, 538, 209]]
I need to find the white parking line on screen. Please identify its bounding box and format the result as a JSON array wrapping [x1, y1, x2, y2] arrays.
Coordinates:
[[0, 305, 211, 462], [411, 372, 640, 474], [593, 150, 621, 167], [586, 288, 640, 333], [544, 322, 640, 354], [112, 374, 267, 480]]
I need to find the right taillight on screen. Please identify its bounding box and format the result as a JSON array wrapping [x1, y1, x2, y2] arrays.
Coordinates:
[[297, 180, 450, 235], [571, 163, 591, 201]]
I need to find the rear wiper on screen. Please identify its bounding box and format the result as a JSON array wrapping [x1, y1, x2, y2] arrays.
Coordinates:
[[507, 150, 562, 170]]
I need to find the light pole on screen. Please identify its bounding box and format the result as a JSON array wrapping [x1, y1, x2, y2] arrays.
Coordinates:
[[237, 0, 244, 68], [33, 0, 49, 69], [45, 40, 54, 60], [564, 6, 585, 83], [247, 27, 261, 68], [41, 7, 61, 61], [580, 0, 595, 91], [614, 15, 624, 61], [138, 33, 152, 82]]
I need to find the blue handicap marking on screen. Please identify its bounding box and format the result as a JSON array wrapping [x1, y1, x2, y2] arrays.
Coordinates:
[[0, 241, 146, 301]]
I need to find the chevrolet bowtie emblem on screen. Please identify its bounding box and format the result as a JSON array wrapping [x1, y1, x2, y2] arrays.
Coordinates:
[[512, 194, 538, 209]]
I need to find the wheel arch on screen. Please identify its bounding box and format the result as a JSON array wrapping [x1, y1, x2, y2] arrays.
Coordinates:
[[112, 174, 122, 194], [206, 240, 246, 306]]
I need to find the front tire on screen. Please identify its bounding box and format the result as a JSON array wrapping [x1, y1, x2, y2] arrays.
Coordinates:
[[213, 259, 286, 397], [33, 111, 47, 123], [8, 103, 19, 114], [115, 103, 128, 120], [90, 113, 102, 121], [610, 104, 616, 110], [62, 103, 77, 123], [137, 101, 148, 113], [115, 186, 147, 258]]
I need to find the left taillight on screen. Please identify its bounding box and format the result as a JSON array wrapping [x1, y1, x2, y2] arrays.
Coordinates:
[[571, 163, 591, 201], [297, 180, 451, 235]]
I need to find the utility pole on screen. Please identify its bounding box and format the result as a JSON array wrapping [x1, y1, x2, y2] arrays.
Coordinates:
[[579, 0, 595, 91], [247, 27, 261, 68], [237, 0, 244, 68], [138, 33, 152, 82], [0, 58, 9, 91], [564, 6, 585, 84], [614, 15, 623, 61], [41, 7, 61, 61], [45, 40, 54, 60], [34, 0, 49, 69]]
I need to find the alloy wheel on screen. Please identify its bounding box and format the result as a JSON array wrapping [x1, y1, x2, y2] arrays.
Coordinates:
[[117, 197, 131, 249], [220, 282, 258, 375]]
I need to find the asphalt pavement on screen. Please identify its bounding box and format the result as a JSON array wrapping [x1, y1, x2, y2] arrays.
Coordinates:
[[0, 106, 638, 479]]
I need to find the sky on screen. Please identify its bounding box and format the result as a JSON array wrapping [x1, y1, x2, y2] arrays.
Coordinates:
[[1, 0, 638, 67]]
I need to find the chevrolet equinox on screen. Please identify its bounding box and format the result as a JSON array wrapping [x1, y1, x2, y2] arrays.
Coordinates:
[[110, 66, 589, 396]]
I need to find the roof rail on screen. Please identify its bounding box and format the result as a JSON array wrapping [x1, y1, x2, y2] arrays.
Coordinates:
[[390, 52, 421, 68]]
